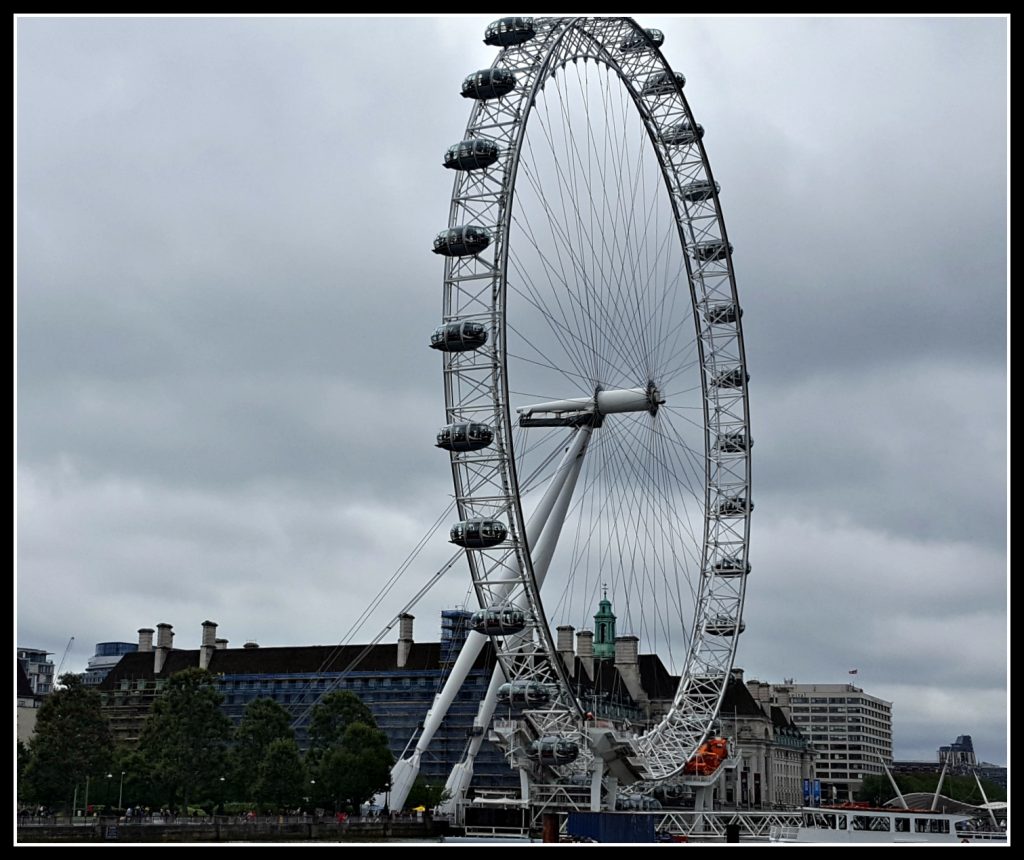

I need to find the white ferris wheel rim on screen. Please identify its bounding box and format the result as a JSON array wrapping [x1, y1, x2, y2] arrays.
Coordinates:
[[437, 16, 751, 783]]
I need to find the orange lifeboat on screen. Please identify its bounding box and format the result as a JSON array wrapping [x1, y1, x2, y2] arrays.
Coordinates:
[[682, 737, 729, 776]]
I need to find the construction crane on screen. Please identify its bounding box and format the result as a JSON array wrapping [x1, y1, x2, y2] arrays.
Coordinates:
[[55, 636, 75, 680]]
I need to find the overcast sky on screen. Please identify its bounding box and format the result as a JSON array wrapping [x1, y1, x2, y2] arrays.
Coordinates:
[[16, 16, 1007, 766]]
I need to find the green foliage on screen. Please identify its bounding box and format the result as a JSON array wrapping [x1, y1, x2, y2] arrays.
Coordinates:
[[138, 668, 232, 810], [17, 741, 29, 788], [113, 746, 161, 811], [307, 691, 376, 753], [856, 773, 1006, 805], [312, 722, 394, 811], [254, 738, 307, 810], [21, 674, 114, 806], [230, 698, 294, 802], [404, 777, 449, 811], [306, 691, 391, 811]]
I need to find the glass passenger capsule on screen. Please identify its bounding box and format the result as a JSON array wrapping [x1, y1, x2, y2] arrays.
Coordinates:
[[620, 28, 664, 53], [461, 68, 517, 101], [661, 122, 704, 146], [527, 737, 580, 765], [692, 240, 733, 262], [483, 16, 536, 46], [436, 423, 494, 453], [429, 321, 488, 353], [497, 680, 552, 708], [432, 226, 492, 257], [449, 518, 508, 548], [643, 70, 686, 95], [705, 616, 746, 637], [710, 555, 751, 576], [680, 179, 720, 203], [714, 431, 751, 453], [712, 368, 749, 389], [470, 607, 527, 636], [705, 303, 742, 325], [443, 138, 500, 172], [715, 495, 753, 517]]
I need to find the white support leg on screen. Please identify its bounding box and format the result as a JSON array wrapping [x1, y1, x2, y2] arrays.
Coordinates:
[[388, 628, 489, 810], [437, 661, 507, 814], [389, 427, 592, 812], [590, 758, 604, 812], [519, 768, 531, 804]]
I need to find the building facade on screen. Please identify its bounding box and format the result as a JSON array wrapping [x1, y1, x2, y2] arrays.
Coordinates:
[[97, 602, 675, 797], [746, 679, 893, 802], [17, 647, 55, 697], [17, 663, 42, 743], [98, 613, 519, 789], [79, 641, 139, 687], [712, 670, 817, 809], [938, 734, 977, 768], [894, 734, 1006, 788]]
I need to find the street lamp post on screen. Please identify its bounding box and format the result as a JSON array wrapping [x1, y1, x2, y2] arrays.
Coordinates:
[[106, 773, 113, 813], [118, 771, 125, 811]]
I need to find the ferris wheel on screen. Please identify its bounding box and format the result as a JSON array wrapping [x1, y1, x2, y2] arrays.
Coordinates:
[[392, 15, 751, 809]]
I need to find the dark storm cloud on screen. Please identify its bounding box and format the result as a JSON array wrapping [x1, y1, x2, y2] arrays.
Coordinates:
[[16, 16, 1006, 766]]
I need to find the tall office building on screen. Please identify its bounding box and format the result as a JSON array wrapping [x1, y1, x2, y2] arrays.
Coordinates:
[[746, 679, 893, 802]]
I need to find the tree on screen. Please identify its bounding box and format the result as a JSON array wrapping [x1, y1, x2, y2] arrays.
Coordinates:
[[254, 738, 306, 811], [306, 692, 392, 812], [313, 722, 394, 812], [17, 741, 30, 791], [138, 668, 232, 811], [21, 674, 113, 808], [231, 698, 294, 802], [856, 773, 1007, 804], [307, 691, 376, 753]]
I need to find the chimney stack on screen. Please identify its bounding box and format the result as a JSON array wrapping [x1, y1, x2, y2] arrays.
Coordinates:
[[556, 625, 575, 672], [397, 613, 414, 669], [215, 638, 229, 650], [243, 641, 259, 649], [576, 629, 594, 680], [614, 635, 639, 666], [154, 623, 173, 674], [138, 628, 154, 653], [614, 635, 647, 711], [199, 620, 218, 670]]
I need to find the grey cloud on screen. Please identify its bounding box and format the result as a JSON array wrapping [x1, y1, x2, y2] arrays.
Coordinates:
[[17, 16, 1007, 767]]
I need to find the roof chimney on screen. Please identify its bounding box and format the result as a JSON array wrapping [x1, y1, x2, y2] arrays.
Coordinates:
[[576, 629, 594, 680], [614, 635, 647, 711], [557, 625, 575, 672], [215, 638, 229, 650], [200, 620, 218, 670], [154, 623, 173, 673], [138, 628, 155, 653], [243, 641, 259, 649], [614, 635, 638, 666], [397, 613, 414, 669]]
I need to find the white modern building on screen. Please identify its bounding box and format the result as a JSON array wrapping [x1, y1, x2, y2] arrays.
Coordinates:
[[79, 641, 138, 686], [17, 647, 55, 696], [746, 679, 893, 802]]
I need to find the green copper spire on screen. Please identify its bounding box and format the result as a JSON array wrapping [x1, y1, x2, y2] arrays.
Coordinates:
[[593, 584, 616, 660]]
